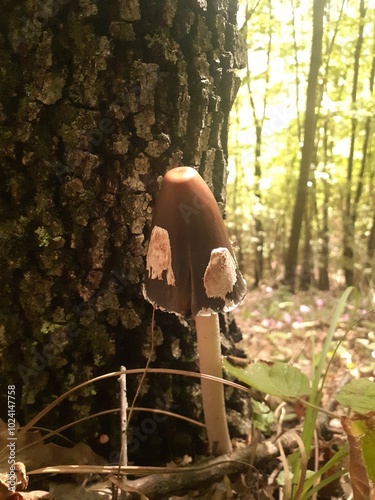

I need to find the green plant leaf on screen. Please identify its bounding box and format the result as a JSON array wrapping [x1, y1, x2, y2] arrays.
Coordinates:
[[336, 379, 375, 414], [360, 425, 375, 482], [223, 359, 310, 397], [251, 398, 276, 434]]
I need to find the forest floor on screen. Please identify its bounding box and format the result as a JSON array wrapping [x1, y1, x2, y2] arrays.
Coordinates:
[[227, 285, 375, 499], [2, 287, 374, 499], [156, 286, 374, 499], [236, 285, 375, 379]]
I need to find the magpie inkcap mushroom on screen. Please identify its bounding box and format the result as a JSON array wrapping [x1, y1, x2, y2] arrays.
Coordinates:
[[144, 166, 247, 454]]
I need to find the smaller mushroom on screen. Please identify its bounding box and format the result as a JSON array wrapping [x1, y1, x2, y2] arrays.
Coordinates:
[[144, 166, 247, 455]]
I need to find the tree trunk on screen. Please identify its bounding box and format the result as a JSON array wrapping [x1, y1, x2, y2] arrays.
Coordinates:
[[318, 205, 330, 291], [253, 122, 264, 288], [244, 0, 272, 288], [231, 99, 245, 273], [283, 0, 325, 291], [317, 119, 331, 291], [318, 176, 331, 291], [368, 214, 375, 255], [364, 212, 375, 288], [342, 0, 366, 286], [300, 204, 313, 291], [313, 0, 345, 292], [0, 0, 245, 464]]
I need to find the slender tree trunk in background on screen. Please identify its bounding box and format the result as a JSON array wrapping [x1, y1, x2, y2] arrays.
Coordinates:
[[318, 119, 331, 290], [355, 22, 374, 288], [342, 0, 366, 286], [253, 123, 264, 287], [366, 213, 375, 287], [231, 100, 245, 273], [244, 0, 272, 288], [361, 30, 375, 288], [0, 0, 245, 463], [300, 200, 313, 291], [291, 0, 302, 144], [313, 0, 345, 291], [300, 143, 319, 291], [284, 0, 325, 291], [318, 182, 330, 290]]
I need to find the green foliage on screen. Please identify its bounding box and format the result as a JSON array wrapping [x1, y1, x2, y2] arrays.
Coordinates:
[[251, 399, 276, 434], [223, 359, 310, 397], [336, 378, 375, 414], [229, 0, 375, 287], [224, 288, 375, 498]]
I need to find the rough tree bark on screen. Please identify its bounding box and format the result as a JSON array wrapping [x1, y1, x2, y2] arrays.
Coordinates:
[[0, 0, 247, 465]]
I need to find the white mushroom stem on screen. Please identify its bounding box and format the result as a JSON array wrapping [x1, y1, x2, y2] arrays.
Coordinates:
[[195, 313, 232, 455]]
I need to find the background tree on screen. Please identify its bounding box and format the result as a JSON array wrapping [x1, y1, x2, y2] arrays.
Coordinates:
[[0, 0, 246, 464], [317, 118, 332, 291], [342, 0, 366, 286], [228, 0, 375, 291], [283, 0, 325, 291], [314, 0, 345, 291], [243, 0, 273, 287]]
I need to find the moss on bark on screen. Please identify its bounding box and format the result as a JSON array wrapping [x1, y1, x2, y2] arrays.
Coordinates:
[[0, 0, 246, 463]]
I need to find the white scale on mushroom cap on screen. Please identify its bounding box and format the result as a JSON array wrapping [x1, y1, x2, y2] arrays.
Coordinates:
[[146, 225, 176, 286], [201, 247, 238, 315]]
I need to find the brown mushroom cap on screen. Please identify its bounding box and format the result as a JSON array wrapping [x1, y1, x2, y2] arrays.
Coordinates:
[[144, 166, 247, 316]]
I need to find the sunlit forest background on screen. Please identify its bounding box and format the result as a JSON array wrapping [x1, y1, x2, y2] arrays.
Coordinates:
[[227, 0, 375, 294]]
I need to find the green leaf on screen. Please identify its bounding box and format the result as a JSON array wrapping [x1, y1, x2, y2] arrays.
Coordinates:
[[336, 379, 375, 414], [251, 398, 276, 434], [361, 425, 375, 482], [223, 359, 310, 397]]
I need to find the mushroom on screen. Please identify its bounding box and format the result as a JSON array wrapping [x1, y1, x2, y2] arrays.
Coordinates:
[[144, 166, 247, 455]]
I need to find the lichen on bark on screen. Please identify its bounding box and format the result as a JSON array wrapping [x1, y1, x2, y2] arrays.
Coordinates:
[[0, 0, 246, 462]]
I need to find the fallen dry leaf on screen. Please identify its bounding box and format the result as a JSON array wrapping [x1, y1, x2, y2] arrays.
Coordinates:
[[342, 415, 370, 500], [14, 463, 28, 491], [0, 421, 104, 471], [0, 463, 51, 500], [9, 492, 54, 499]]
